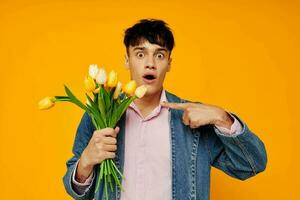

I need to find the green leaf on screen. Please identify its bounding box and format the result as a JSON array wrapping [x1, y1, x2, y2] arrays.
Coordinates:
[[109, 87, 116, 100], [88, 112, 100, 130], [112, 98, 130, 125], [111, 96, 136, 127], [64, 85, 87, 110], [85, 93, 98, 111], [110, 101, 118, 127], [86, 104, 105, 128], [98, 88, 107, 126], [101, 87, 111, 111], [106, 100, 115, 127], [93, 89, 98, 104]]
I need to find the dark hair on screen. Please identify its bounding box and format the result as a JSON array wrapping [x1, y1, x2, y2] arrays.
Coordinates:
[[124, 19, 175, 55]]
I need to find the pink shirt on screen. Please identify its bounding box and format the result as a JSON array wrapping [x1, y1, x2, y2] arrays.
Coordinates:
[[72, 89, 242, 198], [120, 89, 171, 200]]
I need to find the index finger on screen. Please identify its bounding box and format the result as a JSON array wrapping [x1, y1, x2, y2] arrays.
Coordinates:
[[160, 102, 188, 110], [94, 127, 119, 137]]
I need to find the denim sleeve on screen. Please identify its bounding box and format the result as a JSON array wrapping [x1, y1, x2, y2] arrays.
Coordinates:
[[205, 112, 267, 180], [63, 112, 96, 199], [72, 160, 95, 194]]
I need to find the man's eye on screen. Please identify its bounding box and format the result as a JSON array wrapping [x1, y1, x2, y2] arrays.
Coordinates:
[[136, 52, 144, 58], [156, 53, 165, 59]]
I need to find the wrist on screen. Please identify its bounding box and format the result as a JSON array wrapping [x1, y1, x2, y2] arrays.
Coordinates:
[[212, 110, 233, 129], [76, 153, 94, 183], [80, 152, 93, 170]]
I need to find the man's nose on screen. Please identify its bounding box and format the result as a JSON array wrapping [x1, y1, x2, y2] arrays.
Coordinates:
[[145, 56, 156, 70]]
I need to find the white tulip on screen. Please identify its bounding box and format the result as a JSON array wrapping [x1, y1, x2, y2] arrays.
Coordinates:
[[135, 85, 147, 98], [89, 64, 99, 79], [96, 68, 107, 85]]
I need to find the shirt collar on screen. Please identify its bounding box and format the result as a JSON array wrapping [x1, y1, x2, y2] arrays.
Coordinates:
[[128, 88, 168, 121]]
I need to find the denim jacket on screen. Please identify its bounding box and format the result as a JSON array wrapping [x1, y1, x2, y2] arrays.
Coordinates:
[[63, 91, 267, 200]]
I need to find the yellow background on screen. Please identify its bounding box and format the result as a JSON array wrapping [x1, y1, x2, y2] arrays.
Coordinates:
[[0, 0, 299, 199]]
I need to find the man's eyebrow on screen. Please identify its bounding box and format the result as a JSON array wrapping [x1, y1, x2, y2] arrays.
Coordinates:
[[133, 47, 145, 51], [156, 48, 168, 52], [132, 46, 168, 52]]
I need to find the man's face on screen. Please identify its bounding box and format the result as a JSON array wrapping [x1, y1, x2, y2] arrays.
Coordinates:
[[125, 39, 172, 97]]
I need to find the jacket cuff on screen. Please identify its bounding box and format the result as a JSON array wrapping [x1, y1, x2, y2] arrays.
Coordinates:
[[72, 160, 95, 185], [71, 160, 95, 195], [214, 112, 245, 137]]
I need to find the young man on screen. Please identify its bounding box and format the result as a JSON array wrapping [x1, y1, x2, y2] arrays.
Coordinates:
[[63, 19, 267, 200]]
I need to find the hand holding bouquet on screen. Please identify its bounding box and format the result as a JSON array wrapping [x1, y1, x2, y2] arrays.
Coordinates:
[[38, 64, 147, 199]]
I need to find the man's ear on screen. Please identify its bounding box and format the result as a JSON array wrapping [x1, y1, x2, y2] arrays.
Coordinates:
[[167, 57, 172, 72], [124, 54, 129, 69]]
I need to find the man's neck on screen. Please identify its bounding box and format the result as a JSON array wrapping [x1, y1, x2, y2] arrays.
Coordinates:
[[133, 88, 163, 118]]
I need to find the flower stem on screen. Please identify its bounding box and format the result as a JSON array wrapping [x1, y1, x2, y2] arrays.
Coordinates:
[[95, 161, 104, 193], [110, 159, 124, 179], [104, 161, 108, 200]]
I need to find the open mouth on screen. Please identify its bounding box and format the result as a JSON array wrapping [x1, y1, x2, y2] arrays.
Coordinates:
[[143, 74, 156, 80], [142, 74, 157, 84]]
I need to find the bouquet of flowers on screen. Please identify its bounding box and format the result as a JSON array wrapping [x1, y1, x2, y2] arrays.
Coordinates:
[[38, 64, 147, 199]]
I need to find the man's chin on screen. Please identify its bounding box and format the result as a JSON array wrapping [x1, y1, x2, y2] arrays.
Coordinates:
[[143, 86, 162, 97]]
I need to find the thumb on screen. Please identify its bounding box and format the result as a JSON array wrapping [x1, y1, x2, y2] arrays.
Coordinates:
[[114, 126, 120, 134]]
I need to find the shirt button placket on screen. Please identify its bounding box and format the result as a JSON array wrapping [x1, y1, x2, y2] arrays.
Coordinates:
[[136, 119, 146, 200]]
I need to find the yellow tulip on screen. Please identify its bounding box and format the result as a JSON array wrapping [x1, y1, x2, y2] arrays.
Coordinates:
[[135, 85, 147, 98], [86, 99, 91, 106], [38, 97, 56, 110], [107, 70, 118, 88], [122, 80, 137, 96], [113, 81, 123, 99], [84, 76, 96, 92], [94, 87, 100, 93]]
